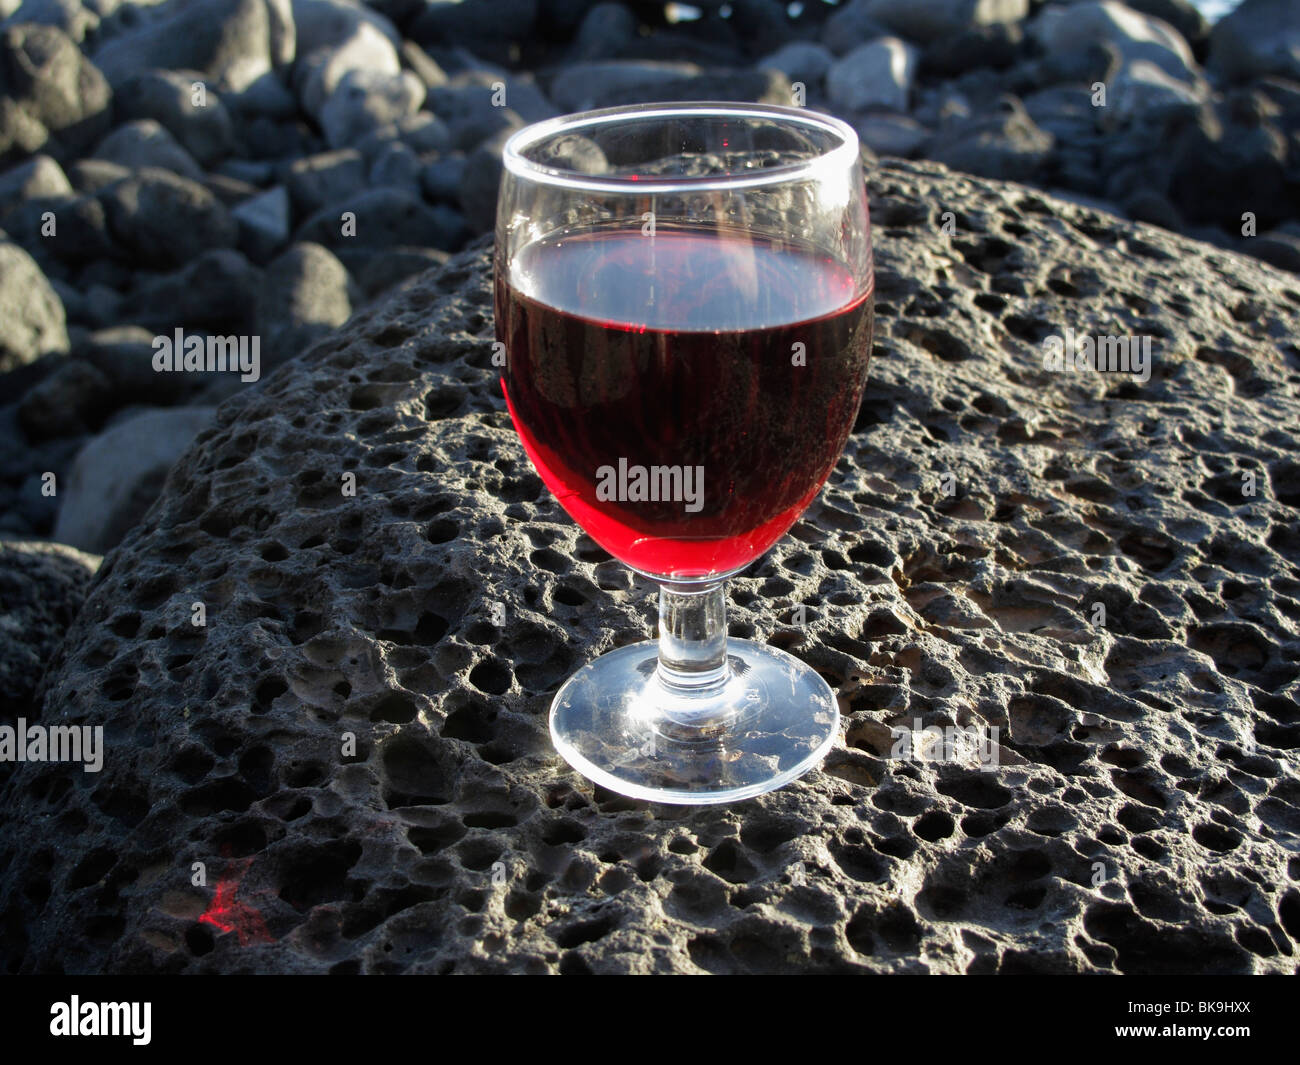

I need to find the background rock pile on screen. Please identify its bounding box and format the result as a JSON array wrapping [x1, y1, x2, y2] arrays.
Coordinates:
[[0, 158, 1296, 974], [2, 0, 1300, 553]]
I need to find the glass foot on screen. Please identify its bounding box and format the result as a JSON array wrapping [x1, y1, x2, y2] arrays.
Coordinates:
[[549, 638, 839, 805]]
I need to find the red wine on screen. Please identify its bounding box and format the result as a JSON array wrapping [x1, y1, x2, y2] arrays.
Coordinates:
[[496, 225, 873, 579]]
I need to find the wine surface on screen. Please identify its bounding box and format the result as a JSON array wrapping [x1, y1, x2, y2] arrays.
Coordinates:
[[497, 225, 874, 578]]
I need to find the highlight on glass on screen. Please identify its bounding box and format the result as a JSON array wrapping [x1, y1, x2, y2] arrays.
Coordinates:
[[494, 102, 875, 804]]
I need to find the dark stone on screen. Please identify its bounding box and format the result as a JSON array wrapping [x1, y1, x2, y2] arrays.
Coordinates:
[[0, 540, 99, 722], [0, 22, 112, 164], [5, 158, 1297, 974], [100, 167, 238, 269], [295, 185, 465, 252], [921, 21, 1022, 78], [16, 356, 111, 440]]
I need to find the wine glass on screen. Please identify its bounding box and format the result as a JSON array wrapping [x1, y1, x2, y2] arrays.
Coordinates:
[[493, 102, 874, 804]]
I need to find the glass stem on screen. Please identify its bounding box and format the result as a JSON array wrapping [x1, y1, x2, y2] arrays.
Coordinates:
[[656, 580, 729, 698]]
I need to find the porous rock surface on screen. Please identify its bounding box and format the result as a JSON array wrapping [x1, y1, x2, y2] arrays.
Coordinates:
[[0, 539, 99, 720], [2, 157, 1299, 974]]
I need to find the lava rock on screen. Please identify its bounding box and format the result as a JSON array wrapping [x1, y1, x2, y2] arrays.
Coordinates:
[[860, 0, 1028, 45], [1125, 0, 1207, 47], [755, 41, 834, 88], [114, 69, 237, 168], [92, 0, 287, 93], [568, 2, 637, 62], [231, 184, 291, 261], [100, 166, 238, 268], [0, 22, 112, 163], [1208, 0, 1300, 84], [255, 241, 355, 367], [291, 0, 402, 116], [0, 240, 69, 370], [546, 60, 699, 112], [0, 539, 100, 721], [1, 0, 100, 44], [295, 185, 464, 252], [119, 248, 262, 333], [17, 356, 110, 439], [921, 21, 1022, 77], [5, 158, 1298, 975], [1030, 0, 1198, 84], [286, 147, 366, 215], [51, 405, 216, 554], [318, 67, 425, 149], [827, 38, 919, 113], [92, 119, 206, 181], [928, 97, 1054, 181], [0, 152, 72, 200]]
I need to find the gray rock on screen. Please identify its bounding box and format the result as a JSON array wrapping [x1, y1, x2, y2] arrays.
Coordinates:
[[568, 2, 636, 62], [1105, 59, 1207, 127], [293, 0, 401, 118], [66, 156, 129, 192], [756, 40, 834, 88], [78, 324, 194, 402], [52, 405, 215, 554], [1251, 228, 1300, 272], [295, 185, 464, 251], [1030, 1, 1198, 84], [286, 148, 366, 215], [255, 241, 354, 366], [546, 60, 699, 113], [0, 22, 112, 163], [929, 97, 1054, 181], [120, 247, 262, 332], [728, 0, 790, 55], [101, 166, 238, 268], [203, 170, 260, 206], [353, 112, 451, 160], [368, 141, 420, 192], [0, 153, 71, 201], [0, 539, 99, 721], [17, 356, 110, 439], [420, 153, 465, 201], [860, 0, 1028, 45], [92, 119, 206, 181], [921, 21, 1022, 77], [292, 0, 399, 56], [114, 69, 236, 167], [424, 82, 524, 151], [1, 0, 99, 43], [854, 112, 931, 157], [7, 159, 1299, 975], [226, 70, 299, 120], [409, 0, 538, 49], [827, 38, 919, 113], [1165, 97, 1291, 230], [1209, 0, 1300, 84], [318, 67, 424, 148], [596, 68, 793, 108], [1124, 0, 1207, 46], [354, 244, 449, 296], [231, 183, 290, 261], [0, 240, 68, 370], [820, 0, 893, 56], [93, 0, 286, 93], [399, 39, 448, 90]]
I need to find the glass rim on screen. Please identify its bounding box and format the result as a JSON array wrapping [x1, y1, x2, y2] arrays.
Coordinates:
[[501, 100, 861, 194]]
